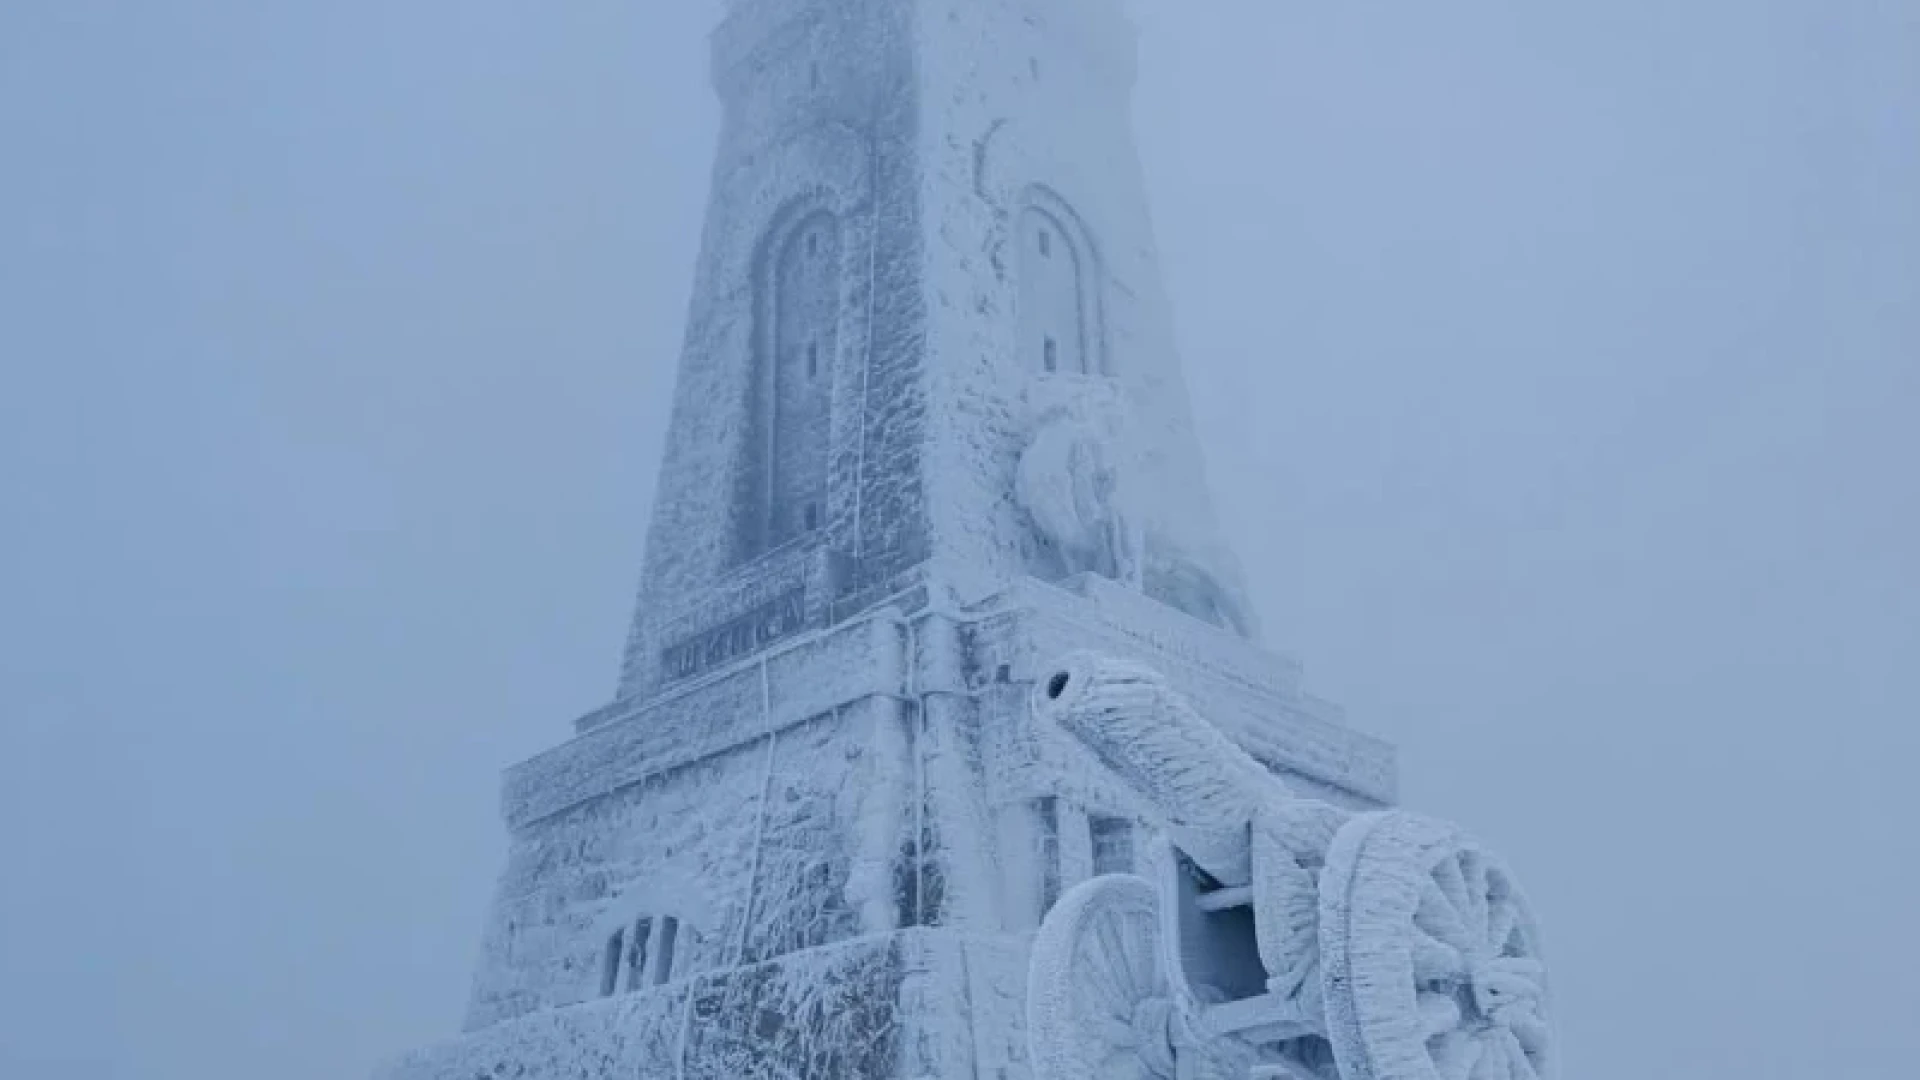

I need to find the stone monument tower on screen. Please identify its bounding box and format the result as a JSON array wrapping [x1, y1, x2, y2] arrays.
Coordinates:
[[381, 2, 1396, 1077]]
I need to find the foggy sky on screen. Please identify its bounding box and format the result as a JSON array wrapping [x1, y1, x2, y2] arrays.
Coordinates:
[[2, 2, 1915, 1079]]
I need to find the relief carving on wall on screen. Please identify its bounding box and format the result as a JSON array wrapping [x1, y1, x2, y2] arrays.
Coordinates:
[[1014, 388, 1256, 638], [1015, 390, 1144, 586]]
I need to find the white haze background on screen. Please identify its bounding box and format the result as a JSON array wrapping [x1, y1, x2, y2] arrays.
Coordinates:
[[2, 2, 1915, 1078]]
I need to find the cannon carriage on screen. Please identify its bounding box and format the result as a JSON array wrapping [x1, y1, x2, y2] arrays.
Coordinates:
[[1026, 654, 1556, 1080]]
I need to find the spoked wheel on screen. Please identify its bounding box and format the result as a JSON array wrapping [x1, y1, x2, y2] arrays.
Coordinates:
[[1320, 812, 1555, 1080], [1029, 875, 1182, 1080]]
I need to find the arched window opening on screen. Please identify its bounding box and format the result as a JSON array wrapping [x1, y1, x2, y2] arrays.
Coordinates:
[[1017, 202, 1096, 376], [751, 209, 841, 556]]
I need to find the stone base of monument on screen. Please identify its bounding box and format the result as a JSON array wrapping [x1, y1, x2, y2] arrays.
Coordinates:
[[378, 931, 1022, 1080], [376, 571, 1397, 1080]]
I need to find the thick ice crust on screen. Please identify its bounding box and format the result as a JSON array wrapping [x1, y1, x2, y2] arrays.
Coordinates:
[[383, 937, 903, 1080], [1034, 650, 1288, 880], [1320, 812, 1555, 1080], [1027, 874, 1173, 1080]]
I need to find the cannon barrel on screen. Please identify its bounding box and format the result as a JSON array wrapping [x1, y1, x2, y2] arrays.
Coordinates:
[[1033, 651, 1291, 882]]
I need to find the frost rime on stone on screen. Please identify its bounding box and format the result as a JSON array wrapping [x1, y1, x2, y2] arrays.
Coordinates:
[[376, 3, 1403, 1079], [1026, 655, 1555, 1080]]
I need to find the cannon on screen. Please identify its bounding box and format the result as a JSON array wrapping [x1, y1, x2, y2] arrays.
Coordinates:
[[1025, 653, 1556, 1080]]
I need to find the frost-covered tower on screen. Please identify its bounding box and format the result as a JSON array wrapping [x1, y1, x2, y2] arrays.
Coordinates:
[[382, 2, 1395, 1077]]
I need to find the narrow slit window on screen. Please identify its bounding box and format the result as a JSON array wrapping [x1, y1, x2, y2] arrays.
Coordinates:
[[626, 917, 653, 991], [1038, 229, 1052, 257], [1043, 336, 1058, 373], [810, 61, 821, 89], [807, 340, 819, 378], [600, 928, 624, 997], [808, 231, 820, 257], [1038, 797, 1062, 916], [1030, 57, 1042, 81], [803, 503, 820, 532], [653, 917, 680, 985]]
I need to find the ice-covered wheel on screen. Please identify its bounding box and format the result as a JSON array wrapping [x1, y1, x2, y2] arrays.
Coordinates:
[[1029, 874, 1181, 1080], [1319, 812, 1555, 1080]]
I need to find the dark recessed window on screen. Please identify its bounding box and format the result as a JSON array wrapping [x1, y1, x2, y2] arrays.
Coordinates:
[[600, 928, 624, 997], [804, 503, 820, 532], [653, 917, 680, 985], [1043, 337, 1058, 373], [626, 917, 652, 991], [1038, 229, 1052, 257], [807, 340, 819, 377]]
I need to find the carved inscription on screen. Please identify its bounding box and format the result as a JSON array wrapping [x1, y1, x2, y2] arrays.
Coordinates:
[[662, 588, 807, 681]]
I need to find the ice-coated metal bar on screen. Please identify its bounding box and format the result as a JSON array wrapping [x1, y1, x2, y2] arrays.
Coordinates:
[[1194, 885, 1255, 913]]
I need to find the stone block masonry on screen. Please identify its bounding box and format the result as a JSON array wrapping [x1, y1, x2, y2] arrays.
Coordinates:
[[378, 3, 1398, 1078]]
